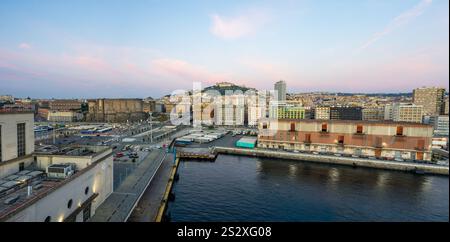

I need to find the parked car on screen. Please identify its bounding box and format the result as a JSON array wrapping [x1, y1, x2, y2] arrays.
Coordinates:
[[129, 152, 139, 158], [115, 152, 124, 158]]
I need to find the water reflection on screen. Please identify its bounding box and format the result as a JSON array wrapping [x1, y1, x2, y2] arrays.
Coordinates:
[[169, 155, 449, 221]]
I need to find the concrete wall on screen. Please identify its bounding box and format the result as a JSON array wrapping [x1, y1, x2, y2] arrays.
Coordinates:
[[215, 147, 448, 175], [258, 119, 433, 161], [0, 113, 34, 162], [86, 99, 146, 123], [6, 155, 113, 222], [0, 156, 34, 179]]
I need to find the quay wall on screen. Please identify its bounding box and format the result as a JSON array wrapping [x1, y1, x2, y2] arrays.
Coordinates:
[[214, 147, 449, 176]]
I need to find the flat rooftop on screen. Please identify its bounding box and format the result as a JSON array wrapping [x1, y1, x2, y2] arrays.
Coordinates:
[[260, 118, 433, 127], [34, 145, 108, 157], [0, 169, 62, 220]]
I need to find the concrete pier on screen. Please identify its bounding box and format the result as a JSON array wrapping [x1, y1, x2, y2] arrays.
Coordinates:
[[155, 158, 180, 222], [215, 147, 449, 176]]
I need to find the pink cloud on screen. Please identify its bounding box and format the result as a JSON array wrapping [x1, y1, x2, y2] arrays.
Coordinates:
[[18, 43, 32, 50], [210, 9, 270, 40]]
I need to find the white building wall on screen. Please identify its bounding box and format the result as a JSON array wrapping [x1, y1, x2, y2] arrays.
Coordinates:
[[0, 113, 34, 162], [6, 156, 113, 222]]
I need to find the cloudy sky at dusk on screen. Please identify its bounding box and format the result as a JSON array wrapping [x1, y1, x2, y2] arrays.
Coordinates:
[[0, 0, 448, 98]]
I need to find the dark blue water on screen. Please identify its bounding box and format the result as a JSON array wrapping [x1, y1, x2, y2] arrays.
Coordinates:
[[167, 154, 449, 222]]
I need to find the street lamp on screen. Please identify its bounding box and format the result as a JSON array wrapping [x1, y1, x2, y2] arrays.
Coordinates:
[[149, 112, 153, 143]]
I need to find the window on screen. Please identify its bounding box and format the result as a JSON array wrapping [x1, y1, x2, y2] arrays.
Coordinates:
[[305, 134, 311, 143], [356, 125, 363, 134], [338, 136, 344, 144], [85, 186, 89, 195], [396, 126, 403, 136], [321, 123, 328, 132], [19, 162, 24, 171], [17, 123, 26, 157], [290, 123, 296, 132], [417, 140, 425, 150], [262, 123, 268, 129], [83, 204, 92, 222], [67, 199, 73, 209]]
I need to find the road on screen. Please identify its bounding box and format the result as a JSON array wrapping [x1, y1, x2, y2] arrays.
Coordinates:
[[90, 126, 190, 222], [90, 150, 166, 222]]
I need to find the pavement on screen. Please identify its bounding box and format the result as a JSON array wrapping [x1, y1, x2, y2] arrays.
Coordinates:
[[90, 126, 190, 222], [90, 150, 166, 222], [127, 153, 176, 222]]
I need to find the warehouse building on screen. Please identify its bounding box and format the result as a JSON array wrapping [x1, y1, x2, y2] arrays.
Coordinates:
[[257, 118, 433, 161]]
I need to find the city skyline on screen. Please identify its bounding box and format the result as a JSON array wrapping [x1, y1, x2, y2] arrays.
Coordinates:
[[1, 0, 449, 98]]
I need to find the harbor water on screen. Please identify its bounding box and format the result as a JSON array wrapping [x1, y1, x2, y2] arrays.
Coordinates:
[[167, 154, 449, 222]]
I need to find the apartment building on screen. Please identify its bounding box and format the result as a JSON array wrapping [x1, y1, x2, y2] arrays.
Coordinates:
[[362, 106, 385, 121], [429, 115, 449, 136], [314, 106, 331, 120], [392, 103, 423, 123], [413, 87, 445, 116], [314, 106, 362, 120]]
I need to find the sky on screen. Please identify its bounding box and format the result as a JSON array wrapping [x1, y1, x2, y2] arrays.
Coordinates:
[[0, 0, 448, 98]]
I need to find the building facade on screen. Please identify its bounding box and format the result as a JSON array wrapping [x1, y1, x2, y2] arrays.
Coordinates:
[[86, 99, 147, 123], [48, 111, 83, 122], [49, 100, 82, 111], [429, 115, 449, 137], [277, 106, 310, 119], [413, 87, 445, 116], [444, 96, 449, 115], [314, 106, 330, 120], [274, 80, 287, 102], [330, 106, 362, 120], [0, 112, 113, 222], [391, 103, 423, 123], [362, 106, 385, 121], [258, 119, 433, 161]]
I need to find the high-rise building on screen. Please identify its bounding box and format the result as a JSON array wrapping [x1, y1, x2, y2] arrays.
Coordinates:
[[274, 80, 287, 102], [412, 87, 445, 116], [444, 96, 449, 115], [392, 103, 423, 123]]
